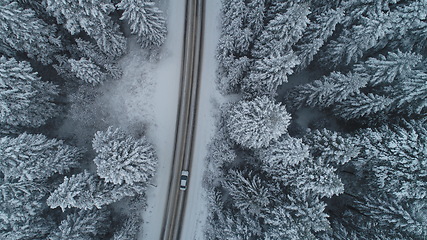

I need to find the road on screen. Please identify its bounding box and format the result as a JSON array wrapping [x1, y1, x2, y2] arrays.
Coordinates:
[[160, 0, 205, 239]]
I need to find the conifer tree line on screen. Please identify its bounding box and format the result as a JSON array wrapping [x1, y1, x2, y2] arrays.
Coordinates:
[[207, 0, 426, 239], [0, 0, 166, 238]]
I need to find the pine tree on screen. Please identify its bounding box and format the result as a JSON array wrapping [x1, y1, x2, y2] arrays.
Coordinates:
[[290, 72, 367, 109], [206, 126, 236, 168], [334, 93, 393, 120], [392, 70, 427, 115], [226, 96, 291, 148], [219, 0, 252, 56], [92, 127, 157, 185], [0, 133, 81, 181], [355, 195, 426, 238], [0, 181, 54, 240], [117, 0, 167, 48], [0, 1, 61, 64], [0, 57, 59, 128], [69, 58, 108, 85], [353, 50, 422, 86], [47, 171, 145, 211], [320, 12, 392, 68], [388, 0, 427, 51], [280, 160, 344, 198], [49, 209, 110, 240], [112, 216, 141, 240], [303, 128, 360, 166], [220, 211, 261, 239], [94, 20, 128, 58], [359, 121, 427, 200], [264, 193, 330, 239], [296, 8, 343, 70], [216, 55, 251, 94], [0, 217, 54, 240], [252, 2, 310, 59], [44, 0, 126, 58], [246, 0, 265, 37], [0, 181, 46, 230], [223, 170, 272, 217], [243, 51, 299, 97], [75, 39, 123, 80], [257, 135, 309, 172]]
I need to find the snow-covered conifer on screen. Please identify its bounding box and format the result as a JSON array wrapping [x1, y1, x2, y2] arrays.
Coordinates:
[[0, 217, 53, 240], [69, 58, 108, 85], [117, 0, 167, 48], [355, 195, 426, 238], [92, 126, 157, 185], [392, 70, 427, 115], [226, 96, 291, 148], [243, 51, 299, 97], [334, 93, 393, 120], [206, 127, 236, 167], [0, 57, 59, 128], [290, 72, 367, 109], [223, 170, 272, 217], [257, 135, 309, 172], [0, 133, 81, 181], [112, 216, 141, 240], [359, 121, 427, 200], [320, 12, 392, 68], [278, 160, 344, 198], [219, 0, 251, 55], [252, 3, 310, 59], [49, 209, 110, 240], [220, 211, 260, 239], [216, 55, 251, 94], [44, 0, 126, 58], [264, 194, 330, 239], [296, 8, 343, 70], [246, 0, 265, 37], [303, 128, 360, 166], [94, 21, 128, 58], [47, 171, 100, 211], [353, 50, 422, 86], [0, 1, 61, 64], [0, 181, 47, 231], [47, 171, 145, 211], [75, 39, 123, 80]]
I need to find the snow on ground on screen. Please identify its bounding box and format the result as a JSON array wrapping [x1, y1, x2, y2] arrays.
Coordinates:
[[138, 0, 186, 239], [99, 38, 156, 134], [180, 0, 223, 239]]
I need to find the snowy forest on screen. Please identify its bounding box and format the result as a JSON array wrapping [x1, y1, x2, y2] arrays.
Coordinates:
[[205, 0, 426, 239], [0, 0, 166, 239]]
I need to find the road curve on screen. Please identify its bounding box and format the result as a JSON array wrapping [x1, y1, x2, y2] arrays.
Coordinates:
[[160, 0, 205, 239]]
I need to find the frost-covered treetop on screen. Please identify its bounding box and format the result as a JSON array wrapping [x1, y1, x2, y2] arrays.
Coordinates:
[[226, 96, 291, 148], [0, 56, 59, 127], [92, 126, 157, 185]]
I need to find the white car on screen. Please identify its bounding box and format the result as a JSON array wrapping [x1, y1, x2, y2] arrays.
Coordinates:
[[180, 170, 189, 191]]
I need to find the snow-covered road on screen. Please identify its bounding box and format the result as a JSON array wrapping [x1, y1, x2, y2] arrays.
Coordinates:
[[138, 0, 222, 239], [180, 0, 222, 239], [138, 0, 185, 239]]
